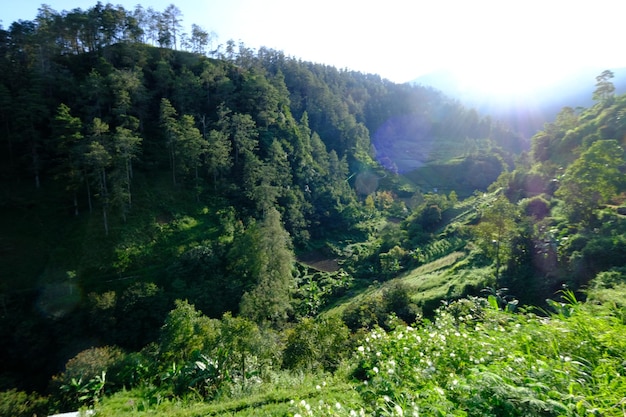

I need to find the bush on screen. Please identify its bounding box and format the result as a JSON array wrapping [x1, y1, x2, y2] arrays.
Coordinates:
[[382, 282, 421, 325], [0, 389, 49, 417], [283, 317, 350, 372], [344, 296, 626, 416], [342, 295, 386, 331], [61, 346, 126, 384], [521, 195, 550, 219], [50, 346, 126, 409], [342, 282, 421, 331], [590, 268, 626, 289]]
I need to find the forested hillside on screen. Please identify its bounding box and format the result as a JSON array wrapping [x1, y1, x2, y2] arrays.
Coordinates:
[[2, 4, 626, 417]]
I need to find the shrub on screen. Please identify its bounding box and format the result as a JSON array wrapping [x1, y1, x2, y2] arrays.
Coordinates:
[[342, 282, 421, 331], [283, 317, 350, 372], [0, 389, 49, 417], [381, 282, 421, 325], [521, 195, 550, 219], [342, 295, 386, 331], [50, 346, 126, 409]]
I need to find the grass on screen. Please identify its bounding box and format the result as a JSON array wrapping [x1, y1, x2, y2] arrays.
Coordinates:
[[402, 251, 465, 278], [95, 372, 359, 416], [321, 249, 484, 320]]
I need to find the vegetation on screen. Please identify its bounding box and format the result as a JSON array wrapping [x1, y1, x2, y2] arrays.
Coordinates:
[[2, 2, 626, 416]]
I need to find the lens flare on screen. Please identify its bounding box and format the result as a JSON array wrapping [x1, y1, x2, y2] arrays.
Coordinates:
[[372, 115, 434, 173]]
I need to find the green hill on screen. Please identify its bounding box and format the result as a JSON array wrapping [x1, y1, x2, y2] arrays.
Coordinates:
[[2, 3, 626, 416]]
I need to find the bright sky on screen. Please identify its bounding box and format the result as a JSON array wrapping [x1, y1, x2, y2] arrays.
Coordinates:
[[3, 0, 626, 95]]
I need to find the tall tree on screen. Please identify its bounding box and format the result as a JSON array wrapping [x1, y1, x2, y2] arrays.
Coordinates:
[[112, 126, 142, 219], [242, 151, 277, 214], [160, 4, 183, 49], [239, 207, 294, 327], [13, 81, 48, 188], [229, 112, 259, 166], [160, 98, 179, 185], [108, 68, 146, 128], [177, 114, 206, 197], [205, 129, 232, 189], [52, 103, 84, 215], [189, 24, 210, 55], [85, 118, 112, 235], [474, 195, 518, 281], [593, 70, 615, 104]]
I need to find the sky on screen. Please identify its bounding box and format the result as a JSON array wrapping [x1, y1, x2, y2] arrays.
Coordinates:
[[3, 0, 626, 95]]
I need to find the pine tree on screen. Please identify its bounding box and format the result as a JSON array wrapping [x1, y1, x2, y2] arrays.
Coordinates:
[[239, 208, 294, 327]]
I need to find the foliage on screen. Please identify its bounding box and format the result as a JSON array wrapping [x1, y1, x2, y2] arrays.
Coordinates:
[[0, 389, 49, 417], [555, 139, 624, 224], [473, 194, 519, 279], [237, 207, 295, 327], [4, 5, 626, 415], [49, 345, 125, 410], [294, 295, 626, 416], [342, 282, 421, 331], [283, 317, 351, 372], [293, 266, 353, 318]]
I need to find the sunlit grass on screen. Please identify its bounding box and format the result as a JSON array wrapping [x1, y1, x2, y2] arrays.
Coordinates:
[[96, 372, 359, 416]]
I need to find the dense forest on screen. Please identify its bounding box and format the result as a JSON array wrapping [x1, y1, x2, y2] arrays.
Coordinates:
[[1, 3, 626, 416]]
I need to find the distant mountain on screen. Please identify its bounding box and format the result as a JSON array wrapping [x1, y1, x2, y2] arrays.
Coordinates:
[[412, 67, 626, 138]]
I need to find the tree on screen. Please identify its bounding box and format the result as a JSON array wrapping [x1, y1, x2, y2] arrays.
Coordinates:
[[160, 4, 183, 49], [85, 118, 112, 234], [111, 126, 142, 219], [239, 208, 295, 327], [593, 70, 615, 104], [177, 114, 206, 191], [189, 24, 211, 55], [205, 129, 232, 189], [158, 299, 219, 365], [80, 70, 109, 120], [116, 282, 167, 349], [218, 313, 268, 387], [228, 112, 259, 166], [555, 139, 624, 224], [13, 82, 48, 188], [108, 68, 146, 128], [474, 195, 519, 280], [86, 140, 112, 234], [52, 103, 84, 216], [160, 98, 180, 185]]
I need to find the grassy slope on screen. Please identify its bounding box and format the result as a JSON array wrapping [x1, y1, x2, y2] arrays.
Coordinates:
[[323, 191, 497, 320], [96, 373, 359, 417]]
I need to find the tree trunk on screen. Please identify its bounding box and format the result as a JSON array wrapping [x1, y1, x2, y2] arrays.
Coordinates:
[[170, 148, 177, 186], [31, 143, 40, 189], [126, 159, 132, 207], [102, 204, 109, 236], [73, 192, 79, 216], [86, 175, 93, 213]]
